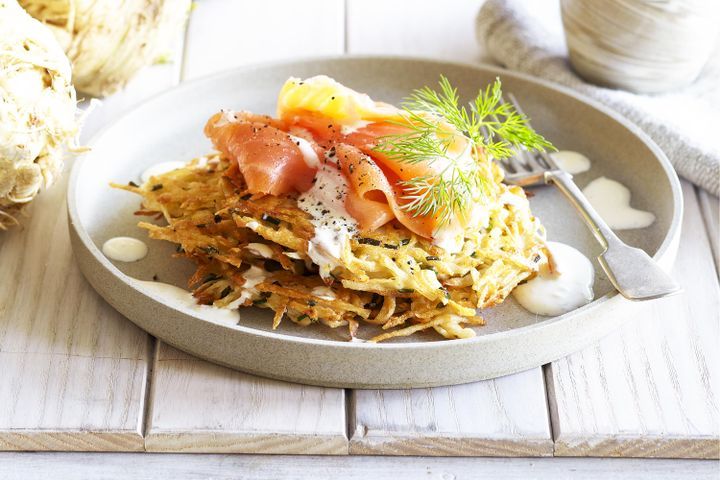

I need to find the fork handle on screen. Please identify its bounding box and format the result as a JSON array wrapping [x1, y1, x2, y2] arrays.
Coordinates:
[[545, 170, 681, 300]]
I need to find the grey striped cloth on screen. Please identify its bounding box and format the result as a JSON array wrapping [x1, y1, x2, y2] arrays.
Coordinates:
[[476, 0, 720, 195]]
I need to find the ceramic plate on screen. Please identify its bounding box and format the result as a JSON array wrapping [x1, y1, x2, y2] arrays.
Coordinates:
[[68, 57, 682, 388]]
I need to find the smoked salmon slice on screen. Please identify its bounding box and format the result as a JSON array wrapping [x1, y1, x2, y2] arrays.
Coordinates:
[[205, 112, 318, 196], [335, 143, 437, 238]]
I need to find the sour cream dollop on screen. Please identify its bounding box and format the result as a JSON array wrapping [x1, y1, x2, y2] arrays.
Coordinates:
[[102, 237, 148, 262], [297, 154, 358, 279], [513, 241, 594, 316]]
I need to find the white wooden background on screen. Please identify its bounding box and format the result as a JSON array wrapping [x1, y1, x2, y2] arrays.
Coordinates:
[[1, 0, 718, 475]]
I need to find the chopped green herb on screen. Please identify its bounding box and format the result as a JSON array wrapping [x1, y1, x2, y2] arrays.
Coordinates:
[[358, 237, 381, 246]]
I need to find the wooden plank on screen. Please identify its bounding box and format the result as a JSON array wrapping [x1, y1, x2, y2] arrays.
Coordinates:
[[349, 370, 552, 456], [0, 29, 186, 452], [144, 0, 348, 454], [345, 0, 551, 457], [346, 0, 492, 63], [144, 345, 347, 454], [698, 189, 719, 277], [0, 452, 718, 480], [182, 0, 345, 80], [0, 170, 151, 451], [547, 181, 720, 459]]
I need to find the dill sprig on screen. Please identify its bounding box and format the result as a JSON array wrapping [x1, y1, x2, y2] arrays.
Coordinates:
[[374, 76, 554, 226]]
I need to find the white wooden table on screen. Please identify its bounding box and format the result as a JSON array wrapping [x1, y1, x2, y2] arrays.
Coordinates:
[[1, 1, 718, 477]]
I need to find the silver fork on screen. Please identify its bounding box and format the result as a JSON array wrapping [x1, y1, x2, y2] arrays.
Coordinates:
[[495, 95, 681, 301]]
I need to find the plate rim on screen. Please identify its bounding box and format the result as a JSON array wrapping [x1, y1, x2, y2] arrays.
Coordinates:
[[68, 54, 684, 353]]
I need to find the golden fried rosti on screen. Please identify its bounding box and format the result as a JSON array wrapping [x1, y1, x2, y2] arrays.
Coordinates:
[[114, 151, 547, 342]]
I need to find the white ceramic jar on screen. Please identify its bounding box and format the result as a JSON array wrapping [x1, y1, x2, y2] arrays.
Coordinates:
[[560, 0, 720, 93]]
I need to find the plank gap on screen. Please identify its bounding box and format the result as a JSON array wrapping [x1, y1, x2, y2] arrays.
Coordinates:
[[542, 363, 560, 455], [140, 337, 160, 448]]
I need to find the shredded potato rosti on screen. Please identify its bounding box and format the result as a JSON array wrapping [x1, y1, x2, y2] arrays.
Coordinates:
[[113, 152, 548, 342]]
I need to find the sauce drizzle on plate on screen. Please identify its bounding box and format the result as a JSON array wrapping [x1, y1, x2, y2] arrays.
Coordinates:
[[102, 237, 148, 262], [513, 241, 594, 316]]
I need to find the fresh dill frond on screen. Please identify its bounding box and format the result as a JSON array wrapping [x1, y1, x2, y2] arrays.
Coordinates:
[[374, 76, 554, 226]]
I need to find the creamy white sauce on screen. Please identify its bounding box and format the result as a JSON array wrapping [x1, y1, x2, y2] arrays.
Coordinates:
[[432, 200, 492, 255], [499, 189, 530, 209], [134, 280, 239, 324], [245, 243, 274, 258], [298, 154, 358, 279], [432, 224, 464, 255], [431, 141, 483, 254], [513, 241, 595, 316], [141, 161, 186, 184], [246, 221, 260, 231], [582, 176, 655, 230], [311, 286, 336, 301], [102, 237, 148, 262], [288, 134, 320, 168], [242, 265, 267, 289], [226, 265, 268, 307], [550, 151, 591, 174]]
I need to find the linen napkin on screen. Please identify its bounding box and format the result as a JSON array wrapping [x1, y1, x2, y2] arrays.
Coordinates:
[[476, 0, 720, 195]]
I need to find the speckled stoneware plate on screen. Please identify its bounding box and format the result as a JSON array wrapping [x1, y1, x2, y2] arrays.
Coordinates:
[[68, 56, 682, 388]]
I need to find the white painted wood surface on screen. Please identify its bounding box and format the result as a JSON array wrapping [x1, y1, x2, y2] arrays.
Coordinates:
[[547, 182, 720, 459], [0, 453, 717, 480], [347, 0, 490, 63], [349, 370, 553, 456], [145, 345, 347, 454], [0, 0, 717, 467], [182, 0, 345, 80]]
